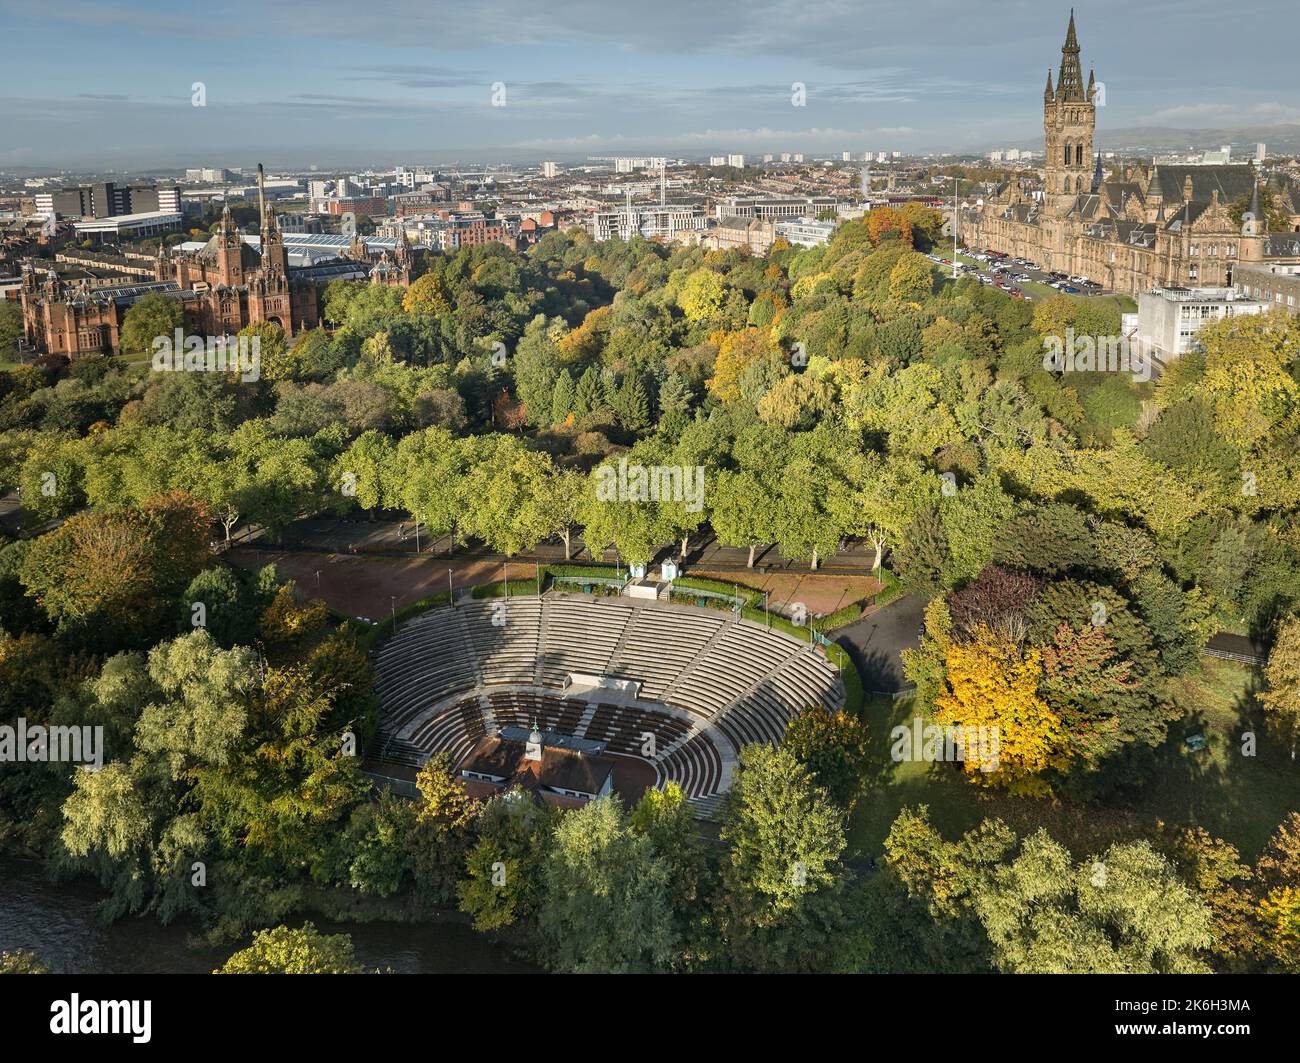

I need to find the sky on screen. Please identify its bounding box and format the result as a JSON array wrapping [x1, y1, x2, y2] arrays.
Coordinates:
[[1, 0, 1296, 171]]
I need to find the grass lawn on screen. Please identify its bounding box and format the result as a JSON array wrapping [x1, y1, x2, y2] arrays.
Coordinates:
[[848, 657, 1296, 862]]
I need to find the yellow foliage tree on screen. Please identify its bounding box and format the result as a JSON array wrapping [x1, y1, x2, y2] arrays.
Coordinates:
[[557, 305, 612, 363], [1258, 886, 1300, 971], [933, 624, 1066, 794], [1194, 310, 1300, 449], [259, 584, 330, 645], [402, 273, 452, 317], [706, 328, 772, 402]]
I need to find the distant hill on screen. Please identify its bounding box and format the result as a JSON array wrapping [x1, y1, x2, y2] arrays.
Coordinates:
[[1096, 124, 1300, 155]]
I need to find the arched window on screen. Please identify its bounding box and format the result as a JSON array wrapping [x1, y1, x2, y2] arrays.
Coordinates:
[[1076, 144, 1084, 166], [1064, 143, 1072, 166]]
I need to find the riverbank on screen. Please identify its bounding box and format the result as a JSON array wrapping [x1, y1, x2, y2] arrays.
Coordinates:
[[0, 857, 536, 974]]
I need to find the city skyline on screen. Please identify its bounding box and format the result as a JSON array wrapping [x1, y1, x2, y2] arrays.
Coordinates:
[[3, 0, 1299, 168]]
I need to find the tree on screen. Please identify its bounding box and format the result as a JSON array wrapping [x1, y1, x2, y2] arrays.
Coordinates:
[[974, 832, 1213, 974], [678, 268, 727, 324], [119, 293, 183, 353], [541, 467, 586, 561], [888, 252, 936, 303], [773, 455, 843, 571], [947, 565, 1041, 643], [402, 272, 453, 317], [707, 329, 772, 403], [408, 752, 477, 905], [1261, 614, 1300, 759], [513, 315, 562, 426], [457, 792, 553, 932], [573, 364, 609, 419], [0, 949, 49, 973], [720, 744, 845, 924], [550, 368, 575, 424], [19, 491, 211, 649], [933, 625, 1065, 794], [236, 320, 289, 381], [783, 706, 871, 813], [0, 301, 23, 357], [710, 469, 778, 568], [629, 783, 708, 941], [215, 923, 362, 974], [537, 796, 677, 972], [462, 436, 556, 556], [893, 504, 951, 592]]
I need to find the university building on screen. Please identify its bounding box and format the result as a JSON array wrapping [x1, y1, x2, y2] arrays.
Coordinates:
[[21, 167, 417, 359], [961, 14, 1300, 295]]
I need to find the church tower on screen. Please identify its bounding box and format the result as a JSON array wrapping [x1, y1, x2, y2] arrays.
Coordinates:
[[1043, 11, 1096, 213]]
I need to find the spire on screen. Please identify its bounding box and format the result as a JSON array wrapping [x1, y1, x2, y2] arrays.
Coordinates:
[[1057, 11, 1085, 101], [1044, 68, 1055, 103], [1091, 151, 1104, 194], [1242, 178, 1266, 237], [1087, 68, 1096, 100], [256, 162, 267, 227]]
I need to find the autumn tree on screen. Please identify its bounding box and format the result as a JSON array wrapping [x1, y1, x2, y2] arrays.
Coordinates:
[[933, 625, 1065, 793], [1261, 614, 1300, 759]]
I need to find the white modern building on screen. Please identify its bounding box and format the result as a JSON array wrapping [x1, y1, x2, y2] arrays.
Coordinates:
[[1137, 286, 1267, 358], [774, 216, 837, 247], [589, 204, 707, 242]]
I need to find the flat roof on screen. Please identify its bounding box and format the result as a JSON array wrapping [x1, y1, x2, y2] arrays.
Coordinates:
[[74, 211, 182, 232]]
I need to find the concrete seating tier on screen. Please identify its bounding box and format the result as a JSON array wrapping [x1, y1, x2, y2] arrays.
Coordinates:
[[370, 596, 847, 804]]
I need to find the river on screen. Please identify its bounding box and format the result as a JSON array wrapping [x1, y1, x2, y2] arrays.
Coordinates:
[[0, 857, 535, 974]]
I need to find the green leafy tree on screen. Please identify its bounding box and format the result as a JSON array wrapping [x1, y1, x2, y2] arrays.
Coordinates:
[[120, 293, 183, 353], [216, 923, 362, 974], [537, 796, 677, 972]]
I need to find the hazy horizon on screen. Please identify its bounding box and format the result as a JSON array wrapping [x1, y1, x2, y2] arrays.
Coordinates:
[[2, 0, 1297, 170]]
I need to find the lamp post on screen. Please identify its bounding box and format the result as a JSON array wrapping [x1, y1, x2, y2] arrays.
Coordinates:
[[447, 568, 454, 606], [390, 595, 396, 631]]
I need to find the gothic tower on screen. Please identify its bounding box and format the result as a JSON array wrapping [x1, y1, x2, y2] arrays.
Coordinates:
[[256, 163, 288, 278], [1239, 180, 1268, 263], [260, 202, 288, 278], [1043, 11, 1096, 213], [214, 203, 245, 287]]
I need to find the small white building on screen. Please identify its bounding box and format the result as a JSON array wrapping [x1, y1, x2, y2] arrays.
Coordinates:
[[1136, 286, 1267, 359]]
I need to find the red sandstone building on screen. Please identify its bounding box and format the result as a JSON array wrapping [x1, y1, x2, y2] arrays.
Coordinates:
[[20, 168, 416, 359]]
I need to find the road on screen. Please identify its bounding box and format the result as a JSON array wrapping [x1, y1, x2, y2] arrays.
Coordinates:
[[833, 593, 927, 695]]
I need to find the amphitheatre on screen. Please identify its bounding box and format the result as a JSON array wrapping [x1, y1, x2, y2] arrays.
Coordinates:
[[370, 591, 847, 816]]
